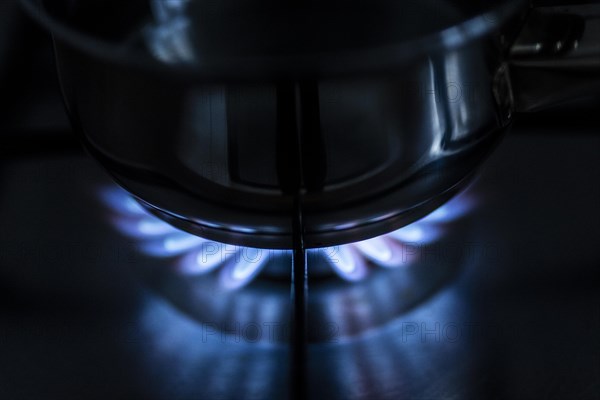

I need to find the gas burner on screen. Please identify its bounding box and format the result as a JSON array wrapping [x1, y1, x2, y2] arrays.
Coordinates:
[[101, 186, 476, 288], [100, 185, 477, 344]]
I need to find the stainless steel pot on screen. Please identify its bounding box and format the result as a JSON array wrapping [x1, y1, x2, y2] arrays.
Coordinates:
[[19, 0, 600, 248]]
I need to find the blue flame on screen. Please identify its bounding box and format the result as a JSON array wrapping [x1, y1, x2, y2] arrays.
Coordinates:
[[388, 225, 442, 244], [220, 255, 270, 290], [101, 187, 475, 287], [326, 246, 368, 282], [324, 193, 476, 278]]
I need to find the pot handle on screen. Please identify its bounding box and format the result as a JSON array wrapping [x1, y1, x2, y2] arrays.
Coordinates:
[[509, 3, 600, 113]]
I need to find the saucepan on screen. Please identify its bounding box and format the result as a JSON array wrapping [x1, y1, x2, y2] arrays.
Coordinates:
[[19, 0, 600, 248]]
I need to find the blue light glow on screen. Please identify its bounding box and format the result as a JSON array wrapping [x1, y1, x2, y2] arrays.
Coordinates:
[[220, 255, 270, 290], [138, 218, 178, 236], [163, 233, 206, 253], [101, 187, 475, 286], [326, 246, 368, 282], [175, 250, 221, 275], [140, 233, 205, 258], [418, 196, 474, 224], [388, 225, 442, 244], [355, 237, 393, 263], [101, 189, 145, 216]]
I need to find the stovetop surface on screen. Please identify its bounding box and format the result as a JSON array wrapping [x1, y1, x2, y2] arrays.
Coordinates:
[[2, 118, 599, 400], [1, 15, 599, 400]]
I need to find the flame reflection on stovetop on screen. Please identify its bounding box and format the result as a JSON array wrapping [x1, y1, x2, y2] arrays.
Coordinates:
[[101, 186, 476, 287]]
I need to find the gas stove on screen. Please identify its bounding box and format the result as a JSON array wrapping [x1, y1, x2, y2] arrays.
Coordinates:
[[1, 3, 599, 400]]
